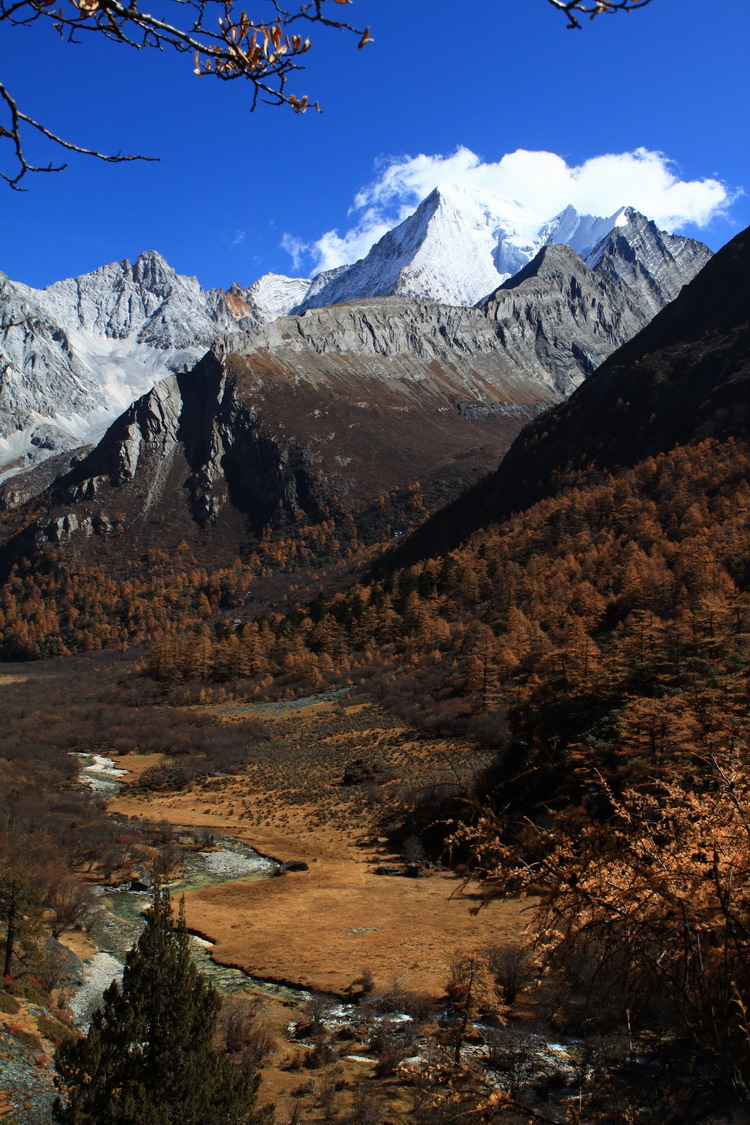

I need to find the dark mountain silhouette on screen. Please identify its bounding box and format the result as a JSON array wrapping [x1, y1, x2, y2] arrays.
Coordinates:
[[378, 224, 750, 572]]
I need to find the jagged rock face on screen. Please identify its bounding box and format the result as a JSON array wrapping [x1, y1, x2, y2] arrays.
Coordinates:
[[0, 202, 710, 490], [0, 254, 309, 481], [0, 296, 566, 569], [0, 215, 717, 571], [245, 216, 710, 405], [590, 209, 712, 317], [476, 210, 711, 396], [226, 296, 545, 372]]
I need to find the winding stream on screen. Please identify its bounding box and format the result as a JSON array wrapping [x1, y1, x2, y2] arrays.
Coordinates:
[[70, 754, 584, 1105], [71, 755, 312, 1026]]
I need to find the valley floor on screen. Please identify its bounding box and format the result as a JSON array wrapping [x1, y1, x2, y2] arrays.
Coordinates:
[[100, 691, 532, 1122], [109, 693, 529, 997]]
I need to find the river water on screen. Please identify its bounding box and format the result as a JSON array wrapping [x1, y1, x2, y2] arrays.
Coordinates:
[[70, 753, 584, 1106], [71, 754, 311, 1026]]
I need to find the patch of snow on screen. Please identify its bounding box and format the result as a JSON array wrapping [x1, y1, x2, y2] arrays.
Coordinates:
[[245, 273, 311, 320], [542, 204, 627, 259]]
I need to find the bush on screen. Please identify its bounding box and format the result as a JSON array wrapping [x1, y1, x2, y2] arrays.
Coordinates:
[[220, 996, 276, 1067], [304, 1041, 339, 1069], [369, 1025, 406, 1075], [367, 980, 434, 1021]]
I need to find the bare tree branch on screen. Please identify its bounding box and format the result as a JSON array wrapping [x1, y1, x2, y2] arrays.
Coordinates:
[[0, 0, 658, 187], [0, 0, 370, 187], [545, 0, 655, 29], [0, 79, 153, 189]]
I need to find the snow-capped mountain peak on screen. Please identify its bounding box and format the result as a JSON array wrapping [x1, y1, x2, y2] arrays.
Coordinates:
[[0, 255, 307, 481], [295, 185, 632, 312], [542, 203, 629, 259], [0, 190, 712, 487]]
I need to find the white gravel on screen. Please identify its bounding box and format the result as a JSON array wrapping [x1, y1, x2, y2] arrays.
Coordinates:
[[69, 952, 122, 1028], [199, 849, 275, 880]]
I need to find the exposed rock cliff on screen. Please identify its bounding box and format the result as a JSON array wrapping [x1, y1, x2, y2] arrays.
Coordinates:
[[0, 254, 309, 480], [0, 213, 717, 572], [0, 294, 563, 569], [0, 205, 710, 489]]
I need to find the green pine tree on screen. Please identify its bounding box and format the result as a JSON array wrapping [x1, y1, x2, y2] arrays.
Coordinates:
[[54, 884, 263, 1125]]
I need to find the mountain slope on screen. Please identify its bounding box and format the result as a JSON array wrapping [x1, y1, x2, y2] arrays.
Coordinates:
[[0, 215, 720, 574], [381, 223, 750, 568], [0, 297, 560, 572], [0, 197, 709, 486]]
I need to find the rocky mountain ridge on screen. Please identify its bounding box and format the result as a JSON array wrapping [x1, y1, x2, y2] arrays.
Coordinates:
[[0, 297, 557, 566], [0, 214, 715, 574], [478, 210, 712, 394], [0, 197, 710, 483], [296, 185, 624, 311], [294, 191, 707, 312], [380, 223, 750, 570], [0, 253, 309, 480]]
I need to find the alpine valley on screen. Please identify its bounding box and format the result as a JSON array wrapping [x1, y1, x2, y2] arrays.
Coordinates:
[[2, 183, 750, 1125]]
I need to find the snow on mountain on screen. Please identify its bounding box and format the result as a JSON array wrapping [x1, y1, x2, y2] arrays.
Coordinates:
[[0, 253, 307, 481], [0, 191, 711, 486], [295, 185, 632, 312], [244, 273, 311, 321], [542, 203, 629, 258]]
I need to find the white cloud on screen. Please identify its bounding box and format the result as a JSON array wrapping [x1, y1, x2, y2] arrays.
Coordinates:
[[280, 233, 308, 272], [311, 209, 398, 273], [230, 229, 246, 251], [283, 146, 734, 274]]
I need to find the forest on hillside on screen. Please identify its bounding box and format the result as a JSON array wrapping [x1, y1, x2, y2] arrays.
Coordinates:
[[137, 434, 750, 1115]]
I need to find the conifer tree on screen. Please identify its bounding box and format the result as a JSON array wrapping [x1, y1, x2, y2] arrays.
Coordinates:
[[54, 885, 262, 1125]]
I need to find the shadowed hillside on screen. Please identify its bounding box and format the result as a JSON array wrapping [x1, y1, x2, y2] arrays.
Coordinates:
[[378, 224, 750, 572]]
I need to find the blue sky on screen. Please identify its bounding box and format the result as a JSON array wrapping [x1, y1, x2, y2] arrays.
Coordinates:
[[1, 0, 748, 290]]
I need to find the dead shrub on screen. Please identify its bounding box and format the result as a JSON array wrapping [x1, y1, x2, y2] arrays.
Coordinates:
[[352, 966, 375, 995], [339, 1086, 385, 1125], [486, 942, 533, 1006], [304, 1041, 339, 1069], [370, 1024, 406, 1075], [219, 996, 276, 1066]]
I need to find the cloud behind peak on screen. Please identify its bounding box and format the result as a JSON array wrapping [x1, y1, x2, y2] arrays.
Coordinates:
[[285, 146, 735, 274]]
